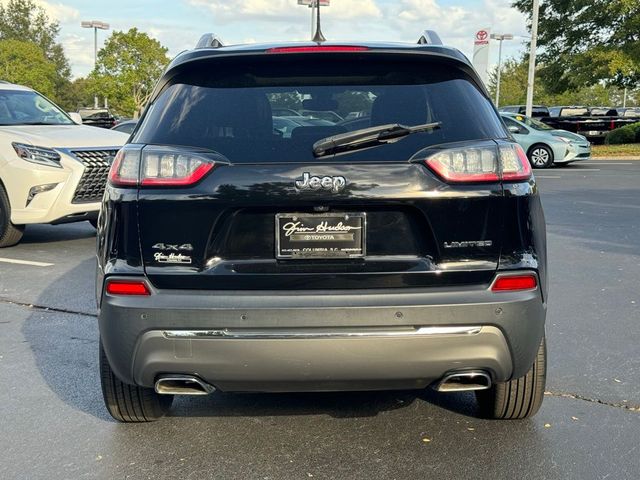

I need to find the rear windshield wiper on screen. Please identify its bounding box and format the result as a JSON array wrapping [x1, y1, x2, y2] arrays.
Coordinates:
[[313, 121, 441, 158]]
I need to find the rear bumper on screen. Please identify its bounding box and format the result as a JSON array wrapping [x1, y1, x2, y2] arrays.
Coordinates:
[[99, 276, 546, 392]]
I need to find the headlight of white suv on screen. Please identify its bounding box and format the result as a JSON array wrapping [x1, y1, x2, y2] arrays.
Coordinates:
[[12, 142, 62, 168]]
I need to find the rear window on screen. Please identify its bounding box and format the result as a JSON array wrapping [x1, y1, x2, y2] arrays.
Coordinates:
[[134, 56, 505, 163]]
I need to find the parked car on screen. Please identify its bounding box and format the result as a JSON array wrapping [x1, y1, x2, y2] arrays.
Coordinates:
[[111, 119, 137, 135], [501, 113, 591, 168], [97, 34, 547, 422], [272, 108, 303, 117], [77, 108, 117, 129], [300, 109, 342, 123], [540, 106, 640, 143], [0, 82, 128, 246], [499, 105, 550, 118], [616, 107, 640, 118]]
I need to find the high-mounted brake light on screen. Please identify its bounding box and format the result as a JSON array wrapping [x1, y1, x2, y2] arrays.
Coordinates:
[[267, 46, 369, 54], [423, 143, 531, 184], [105, 279, 151, 296], [491, 274, 537, 292], [108, 147, 216, 187]]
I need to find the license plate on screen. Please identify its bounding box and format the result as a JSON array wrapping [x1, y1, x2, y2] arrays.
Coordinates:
[[587, 130, 602, 136], [276, 213, 366, 259]]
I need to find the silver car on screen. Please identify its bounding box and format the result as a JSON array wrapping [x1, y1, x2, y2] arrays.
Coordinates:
[[501, 113, 591, 168]]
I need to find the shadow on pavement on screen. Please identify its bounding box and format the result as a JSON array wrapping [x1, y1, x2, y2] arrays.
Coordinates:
[[19, 222, 96, 245]]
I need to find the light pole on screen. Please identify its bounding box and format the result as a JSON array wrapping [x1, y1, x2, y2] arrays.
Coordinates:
[[490, 33, 513, 107], [525, 0, 540, 118], [81, 20, 110, 109]]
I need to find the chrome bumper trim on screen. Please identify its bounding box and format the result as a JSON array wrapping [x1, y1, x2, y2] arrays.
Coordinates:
[[162, 326, 482, 340]]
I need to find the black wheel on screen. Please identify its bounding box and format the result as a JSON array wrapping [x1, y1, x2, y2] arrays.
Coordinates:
[[89, 219, 98, 229], [0, 183, 24, 248], [476, 335, 546, 419], [528, 144, 554, 168], [99, 340, 173, 422]]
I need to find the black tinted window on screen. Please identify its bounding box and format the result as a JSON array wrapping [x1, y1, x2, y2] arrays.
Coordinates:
[[135, 57, 506, 163]]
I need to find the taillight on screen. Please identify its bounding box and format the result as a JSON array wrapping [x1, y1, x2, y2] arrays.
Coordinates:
[[500, 144, 532, 181], [491, 274, 537, 292], [108, 149, 139, 186], [105, 279, 151, 296], [422, 143, 531, 183], [267, 46, 369, 54], [108, 146, 217, 187]]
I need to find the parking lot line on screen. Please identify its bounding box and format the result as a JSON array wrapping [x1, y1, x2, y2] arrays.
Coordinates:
[[587, 162, 633, 165], [559, 168, 601, 172], [0, 257, 54, 267]]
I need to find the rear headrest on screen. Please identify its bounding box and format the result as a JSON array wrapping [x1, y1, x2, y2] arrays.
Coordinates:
[[371, 88, 429, 126], [188, 90, 273, 138]]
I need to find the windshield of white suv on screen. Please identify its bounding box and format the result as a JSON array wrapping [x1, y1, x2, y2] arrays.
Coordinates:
[[0, 90, 73, 126], [135, 57, 506, 163]]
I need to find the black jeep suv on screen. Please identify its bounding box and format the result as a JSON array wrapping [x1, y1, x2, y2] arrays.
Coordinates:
[[97, 35, 547, 422]]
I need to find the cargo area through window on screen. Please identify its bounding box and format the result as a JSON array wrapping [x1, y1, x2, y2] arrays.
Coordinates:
[[134, 57, 506, 163]]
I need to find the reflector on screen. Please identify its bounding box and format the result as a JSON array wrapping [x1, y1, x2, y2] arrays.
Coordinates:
[[105, 280, 151, 296], [491, 274, 537, 292]]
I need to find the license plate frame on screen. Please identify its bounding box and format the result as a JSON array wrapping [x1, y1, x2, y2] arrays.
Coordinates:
[[275, 212, 366, 260]]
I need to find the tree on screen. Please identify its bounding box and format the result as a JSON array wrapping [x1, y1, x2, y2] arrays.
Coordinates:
[[56, 77, 96, 112], [0, 40, 57, 97], [488, 56, 636, 107], [0, 0, 70, 92], [513, 0, 640, 92], [91, 28, 169, 117]]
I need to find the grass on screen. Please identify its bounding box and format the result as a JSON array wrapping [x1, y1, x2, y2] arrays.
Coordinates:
[[592, 143, 640, 158]]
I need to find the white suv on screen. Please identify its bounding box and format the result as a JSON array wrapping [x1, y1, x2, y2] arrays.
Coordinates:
[[0, 82, 128, 247]]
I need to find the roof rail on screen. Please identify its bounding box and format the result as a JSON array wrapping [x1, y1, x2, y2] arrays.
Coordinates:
[[417, 30, 443, 46], [195, 33, 224, 49]]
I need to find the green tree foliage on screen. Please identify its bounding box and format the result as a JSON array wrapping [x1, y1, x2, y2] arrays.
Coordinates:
[[489, 56, 636, 107], [513, 0, 640, 92], [56, 77, 96, 112], [0, 39, 57, 97], [90, 28, 169, 117], [0, 0, 70, 92]]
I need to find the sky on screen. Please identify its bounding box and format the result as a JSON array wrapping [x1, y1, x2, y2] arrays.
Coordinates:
[[24, 0, 531, 79]]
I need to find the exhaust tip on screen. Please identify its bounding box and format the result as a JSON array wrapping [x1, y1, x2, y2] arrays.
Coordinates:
[[435, 371, 492, 392], [155, 375, 215, 395]]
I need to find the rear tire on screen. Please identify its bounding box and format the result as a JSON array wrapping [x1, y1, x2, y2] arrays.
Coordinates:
[[99, 341, 173, 422], [0, 183, 24, 248], [528, 144, 554, 169], [476, 335, 546, 419]]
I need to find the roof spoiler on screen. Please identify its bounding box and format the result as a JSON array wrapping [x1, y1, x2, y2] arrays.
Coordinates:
[[196, 33, 224, 49], [417, 30, 443, 46]]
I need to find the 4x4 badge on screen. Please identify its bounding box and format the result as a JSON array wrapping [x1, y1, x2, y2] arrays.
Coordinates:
[[295, 172, 346, 193]]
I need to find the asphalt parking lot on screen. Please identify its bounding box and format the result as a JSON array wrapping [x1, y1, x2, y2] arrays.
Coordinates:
[[1, 160, 639, 480]]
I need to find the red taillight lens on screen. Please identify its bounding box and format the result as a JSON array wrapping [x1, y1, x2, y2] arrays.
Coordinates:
[[108, 149, 139, 186], [491, 274, 537, 292], [105, 279, 151, 296], [108, 147, 216, 187], [425, 146, 500, 183], [423, 143, 531, 184], [140, 152, 215, 186], [267, 46, 369, 54]]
